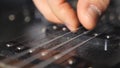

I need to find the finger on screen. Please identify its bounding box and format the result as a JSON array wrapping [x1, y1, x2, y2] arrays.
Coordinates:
[[77, 0, 110, 30], [33, 0, 62, 24], [47, 0, 79, 32]]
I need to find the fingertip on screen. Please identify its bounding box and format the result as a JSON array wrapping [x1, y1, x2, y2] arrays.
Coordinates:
[[78, 11, 98, 30], [65, 22, 79, 32], [77, 5, 99, 30], [77, 0, 110, 30], [77, 0, 97, 30], [79, 12, 97, 30], [47, 0, 79, 32]]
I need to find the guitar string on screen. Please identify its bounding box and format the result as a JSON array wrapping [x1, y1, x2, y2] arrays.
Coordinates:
[[0, 27, 45, 44], [4, 28, 65, 47], [14, 30, 90, 67], [32, 33, 100, 68], [2, 27, 82, 63]]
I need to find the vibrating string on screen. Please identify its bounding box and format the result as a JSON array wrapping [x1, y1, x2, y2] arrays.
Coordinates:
[[0, 27, 44, 44], [2, 27, 82, 63], [2, 32, 71, 63], [32, 33, 100, 68], [15, 30, 90, 67], [0, 25, 67, 46], [13, 31, 64, 51], [0, 62, 17, 68], [5, 32, 44, 48], [5, 28, 66, 48]]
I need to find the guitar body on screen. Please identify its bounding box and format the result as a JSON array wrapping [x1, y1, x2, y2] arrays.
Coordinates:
[[0, 0, 120, 68]]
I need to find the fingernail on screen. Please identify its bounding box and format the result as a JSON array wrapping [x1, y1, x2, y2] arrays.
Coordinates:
[[65, 23, 78, 32], [88, 5, 102, 19]]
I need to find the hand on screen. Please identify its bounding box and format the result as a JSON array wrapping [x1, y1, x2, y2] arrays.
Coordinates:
[[33, 0, 110, 32]]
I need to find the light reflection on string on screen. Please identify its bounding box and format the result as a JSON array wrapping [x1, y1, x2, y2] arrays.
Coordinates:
[[2, 27, 82, 63], [32, 33, 100, 68], [15, 30, 90, 67]]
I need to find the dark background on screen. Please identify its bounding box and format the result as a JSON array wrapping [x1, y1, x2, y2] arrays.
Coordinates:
[[0, 0, 36, 42]]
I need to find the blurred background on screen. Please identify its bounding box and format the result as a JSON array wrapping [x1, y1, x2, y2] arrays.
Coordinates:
[[0, 0, 43, 42]]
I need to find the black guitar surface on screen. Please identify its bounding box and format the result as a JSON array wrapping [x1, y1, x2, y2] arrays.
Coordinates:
[[0, 0, 120, 68]]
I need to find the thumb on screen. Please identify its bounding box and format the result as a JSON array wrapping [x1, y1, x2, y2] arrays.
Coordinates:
[[77, 0, 110, 30]]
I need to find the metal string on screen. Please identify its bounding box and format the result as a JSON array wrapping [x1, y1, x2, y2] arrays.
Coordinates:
[[32, 33, 100, 68], [14, 30, 90, 67], [5, 28, 65, 47], [0, 27, 44, 44], [2, 29, 74, 63]]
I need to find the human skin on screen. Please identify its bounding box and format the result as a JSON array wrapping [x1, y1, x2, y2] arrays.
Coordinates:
[[33, 0, 110, 32]]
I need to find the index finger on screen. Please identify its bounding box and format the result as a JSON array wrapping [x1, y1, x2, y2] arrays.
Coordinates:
[[47, 0, 79, 32]]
